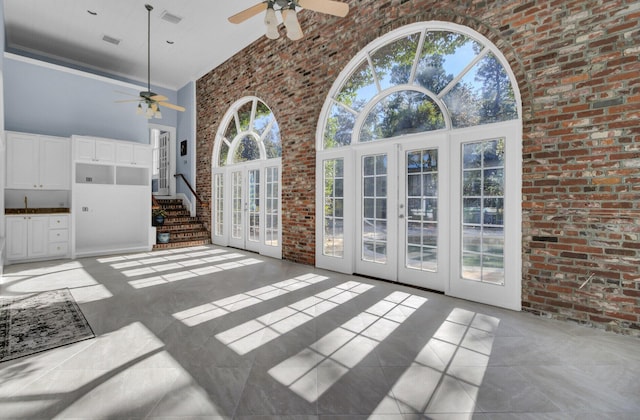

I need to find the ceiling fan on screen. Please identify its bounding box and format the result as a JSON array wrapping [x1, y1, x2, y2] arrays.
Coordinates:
[[116, 4, 185, 118], [229, 0, 349, 40]]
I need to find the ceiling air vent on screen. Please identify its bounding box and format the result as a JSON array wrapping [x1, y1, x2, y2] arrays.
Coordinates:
[[102, 34, 121, 45], [161, 11, 182, 24]]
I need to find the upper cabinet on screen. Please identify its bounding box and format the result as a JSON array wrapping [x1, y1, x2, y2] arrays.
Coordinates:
[[116, 142, 152, 166], [75, 137, 116, 163], [6, 132, 71, 190]]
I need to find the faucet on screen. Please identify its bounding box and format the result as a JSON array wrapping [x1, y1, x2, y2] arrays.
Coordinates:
[[24, 196, 28, 210]]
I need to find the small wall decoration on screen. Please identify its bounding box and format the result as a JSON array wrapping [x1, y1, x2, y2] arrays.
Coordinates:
[[180, 140, 187, 156]]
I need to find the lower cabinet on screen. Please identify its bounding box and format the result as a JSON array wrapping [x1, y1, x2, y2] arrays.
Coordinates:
[[74, 184, 150, 256], [6, 215, 70, 262]]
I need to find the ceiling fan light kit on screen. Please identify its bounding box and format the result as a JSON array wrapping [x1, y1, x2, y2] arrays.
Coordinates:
[[230, 0, 349, 41], [264, 3, 280, 39], [283, 6, 304, 40]]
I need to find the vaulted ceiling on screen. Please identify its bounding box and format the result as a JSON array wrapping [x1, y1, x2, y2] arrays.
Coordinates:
[[4, 0, 266, 90]]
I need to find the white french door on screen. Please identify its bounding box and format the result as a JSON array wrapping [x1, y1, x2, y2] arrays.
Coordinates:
[[229, 165, 261, 253], [448, 122, 521, 310], [224, 160, 282, 258], [355, 135, 449, 291], [319, 123, 520, 309]]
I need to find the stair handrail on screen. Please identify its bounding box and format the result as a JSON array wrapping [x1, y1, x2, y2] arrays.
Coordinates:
[[174, 173, 207, 207]]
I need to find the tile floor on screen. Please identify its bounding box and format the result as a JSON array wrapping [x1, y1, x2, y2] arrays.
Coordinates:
[[1, 245, 639, 419]]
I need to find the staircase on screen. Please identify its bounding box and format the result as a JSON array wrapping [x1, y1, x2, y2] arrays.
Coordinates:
[[153, 198, 211, 250]]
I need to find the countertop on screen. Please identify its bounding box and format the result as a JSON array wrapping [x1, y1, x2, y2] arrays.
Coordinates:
[[5, 208, 70, 215]]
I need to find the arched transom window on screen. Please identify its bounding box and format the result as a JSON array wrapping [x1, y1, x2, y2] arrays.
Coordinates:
[[214, 96, 281, 166], [320, 24, 519, 149]]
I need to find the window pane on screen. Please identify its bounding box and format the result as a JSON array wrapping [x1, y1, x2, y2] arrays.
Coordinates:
[[463, 170, 482, 196], [444, 52, 517, 128], [484, 168, 504, 196], [234, 136, 261, 163], [324, 102, 356, 148], [336, 60, 376, 111], [254, 101, 272, 135], [214, 173, 224, 236], [360, 91, 445, 141], [263, 119, 282, 159], [415, 31, 481, 94], [237, 101, 253, 132], [323, 159, 345, 258], [461, 139, 506, 284], [218, 140, 229, 167], [371, 33, 420, 90]]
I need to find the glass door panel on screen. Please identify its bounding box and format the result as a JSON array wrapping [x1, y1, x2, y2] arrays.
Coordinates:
[[247, 169, 260, 243], [355, 147, 397, 280], [265, 166, 279, 247], [398, 136, 448, 291], [229, 170, 244, 248]]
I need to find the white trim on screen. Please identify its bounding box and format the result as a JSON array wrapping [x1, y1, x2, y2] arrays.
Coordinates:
[[150, 124, 177, 197], [190, 82, 197, 205], [5, 52, 147, 91]]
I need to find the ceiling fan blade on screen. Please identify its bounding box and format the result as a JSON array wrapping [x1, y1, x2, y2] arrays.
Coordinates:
[[298, 0, 349, 17], [150, 94, 168, 102], [228, 2, 268, 24], [159, 102, 186, 112]]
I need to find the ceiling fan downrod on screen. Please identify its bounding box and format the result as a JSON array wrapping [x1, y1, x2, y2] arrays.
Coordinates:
[[145, 4, 153, 98]]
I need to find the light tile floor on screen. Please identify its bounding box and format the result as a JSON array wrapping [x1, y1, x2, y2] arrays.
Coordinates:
[[1, 245, 639, 419]]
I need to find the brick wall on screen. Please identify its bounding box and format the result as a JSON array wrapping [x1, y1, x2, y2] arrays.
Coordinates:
[[196, 0, 640, 335]]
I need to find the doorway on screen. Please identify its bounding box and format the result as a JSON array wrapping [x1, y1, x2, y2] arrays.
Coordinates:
[[150, 125, 176, 197], [223, 161, 282, 258], [354, 135, 449, 291]]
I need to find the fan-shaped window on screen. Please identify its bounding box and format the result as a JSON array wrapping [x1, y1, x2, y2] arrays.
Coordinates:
[[361, 90, 445, 142], [320, 26, 518, 149], [214, 97, 281, 167]]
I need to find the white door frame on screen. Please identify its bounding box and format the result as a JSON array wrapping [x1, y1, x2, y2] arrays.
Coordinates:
[[149, 124, 176, 197], [218, 160, 282, 258]]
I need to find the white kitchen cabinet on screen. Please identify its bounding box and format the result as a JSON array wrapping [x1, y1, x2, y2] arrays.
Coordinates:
[[116, 143, 152, 166], [74, 137, 115, 163], [5, 132, 70, 190], [6, 215, 55, 261], [72, 136, 152, 257]]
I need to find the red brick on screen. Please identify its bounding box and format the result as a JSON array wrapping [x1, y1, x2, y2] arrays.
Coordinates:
[[195, 0, 640, 336]]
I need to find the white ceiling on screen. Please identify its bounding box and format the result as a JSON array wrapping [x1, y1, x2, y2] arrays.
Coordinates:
[[3, 0, 267, 90]]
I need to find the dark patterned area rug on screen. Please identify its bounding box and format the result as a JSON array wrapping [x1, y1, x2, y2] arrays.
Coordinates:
[[0, 288, 95, 363]]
